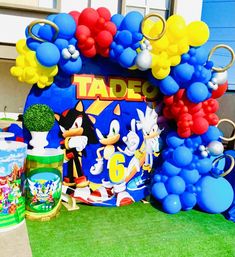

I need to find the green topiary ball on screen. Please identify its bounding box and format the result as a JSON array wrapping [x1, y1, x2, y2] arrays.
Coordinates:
[[23, 104, 55, 132]]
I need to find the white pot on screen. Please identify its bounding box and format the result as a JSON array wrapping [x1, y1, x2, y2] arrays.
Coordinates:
[[29, 131, 49, 153]]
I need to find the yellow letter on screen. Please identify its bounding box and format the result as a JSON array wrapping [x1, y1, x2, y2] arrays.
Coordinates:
[[73, 75, 92, 98], [109, 78, 127, 98], [109, 153, 125, 183], [88, 77, 109, 98], [127, 79, 142, 101], [142, 81, 159, 101]]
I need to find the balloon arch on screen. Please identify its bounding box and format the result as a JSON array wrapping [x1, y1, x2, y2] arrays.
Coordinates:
[[10, 7, 235, 215]]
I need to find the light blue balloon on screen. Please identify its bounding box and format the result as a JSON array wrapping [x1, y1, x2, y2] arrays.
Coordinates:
[[196, 176, 234, 213]]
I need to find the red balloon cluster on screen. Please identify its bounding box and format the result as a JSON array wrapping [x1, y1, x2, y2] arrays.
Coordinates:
[[70, 8, 117, 58], [163, 89, 219, 138]]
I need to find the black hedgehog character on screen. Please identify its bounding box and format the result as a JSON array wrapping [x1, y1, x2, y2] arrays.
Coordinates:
[[55, 101, 97, 188]]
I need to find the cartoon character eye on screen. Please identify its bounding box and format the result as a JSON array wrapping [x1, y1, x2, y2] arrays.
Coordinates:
[[109, 120, 120, 136], [72, 117, 82, 128], [151, 124, 158, 133]]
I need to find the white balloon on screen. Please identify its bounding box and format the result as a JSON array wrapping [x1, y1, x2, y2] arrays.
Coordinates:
[[135, 50, 152, 71], [207, 141, 224, 156], [212, 71, 228, 85]]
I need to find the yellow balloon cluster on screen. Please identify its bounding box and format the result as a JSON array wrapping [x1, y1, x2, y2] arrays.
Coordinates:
[[142, 14, 210, 79], [10, 39, 58, 88]]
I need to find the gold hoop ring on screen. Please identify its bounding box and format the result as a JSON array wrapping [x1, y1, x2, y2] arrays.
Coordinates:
[[212, 154, 234, 177], [28, 19, 59, 42], [141, 13, 166, 41], [216, 118, 235, 141], [208, 44, 235, 72]]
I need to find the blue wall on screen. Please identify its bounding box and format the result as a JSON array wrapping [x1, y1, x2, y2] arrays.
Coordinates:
[[201, 0, 235, 90]]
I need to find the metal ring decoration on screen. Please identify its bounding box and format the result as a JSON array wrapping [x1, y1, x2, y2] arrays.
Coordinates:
[[28, 19, 59, 42], [212, 154, 235, 177], [141, 13, 166, 41], [216, 118, 235, 141], [208, 44, 235, 72]]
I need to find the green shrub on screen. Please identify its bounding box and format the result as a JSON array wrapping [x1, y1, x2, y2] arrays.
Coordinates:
[[23, 104, 55, 132]]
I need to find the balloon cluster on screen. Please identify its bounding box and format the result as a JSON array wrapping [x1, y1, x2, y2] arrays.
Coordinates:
[[10, 39, 58, 88], [141, 15, 210, 79], [163, 89, 219, 138], [152, 129, 234, 214], [72, 7, 117, 58], [110, 11, 143, 68]]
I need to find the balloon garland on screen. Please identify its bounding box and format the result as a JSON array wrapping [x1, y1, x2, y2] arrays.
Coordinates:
[[10, 8, 235, 215]]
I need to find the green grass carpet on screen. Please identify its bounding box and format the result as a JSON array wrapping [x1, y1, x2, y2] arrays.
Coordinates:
[[26, 202, 235, 257]]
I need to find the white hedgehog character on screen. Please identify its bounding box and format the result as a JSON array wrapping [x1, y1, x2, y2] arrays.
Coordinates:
[[136, 106, 162, 170]]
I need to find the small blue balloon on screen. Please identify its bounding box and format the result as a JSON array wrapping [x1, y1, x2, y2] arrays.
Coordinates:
[[38, 24, 55, 42], [163, 194, 182, 214], [196, 176, 234, 213], [180, 192, 197, 211], [187, 82, 209, 103], [36, 42, 60, 67], [26, 38, 40, 51], [196, 158, 212, 174], [166, 132, 184, 148], [173, 63, 194, 82], [166, 176, 186, 195], [159, 76, 180, 96], [180, 169, 200, 184], [54, 38, 69, 51], [173, 146, 193, 167], [53, 13, 76, 39], [116, 30, 133, 47], [152, 182, 168, 201], [118, 47, 137, 68], [59, 57, 82, 75], [201, 126, 222, 144], [162, 161, 181, 176]]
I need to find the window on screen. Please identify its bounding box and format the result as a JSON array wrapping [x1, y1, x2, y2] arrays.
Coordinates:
[[121, 0, 174, 18], [0, 0, 60, 13]]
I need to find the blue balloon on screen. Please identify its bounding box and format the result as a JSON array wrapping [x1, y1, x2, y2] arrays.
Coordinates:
[[163, 194, 182, 214], [196, 158, 212, 174], [59, 57, 82, 75], [111, 14, 124, 29], [196, 176, 234, 213], [166, 132, 184, 148], [173, 146, 193, 167], [166, 176, 186, 195], [36, 42, 60, 67], [53, 13, 76, 39], [26, 38, 40, 51], [187, 82, 208, 103], [116, 30, 133, 47], [162, 161, 181, 176], [173, 63, 194, 82], [201, 126, 222, 144], [152, 182, 168, 201], [180, 192, 197, 211], [120, 11, 143, 32], [38, 24, 55, 42], [191, 46, 209, 65], [118, 47, 137, 68], [159, 76, 180, 95], [54, 38, 69, 51], [180, 169, 200, 184]]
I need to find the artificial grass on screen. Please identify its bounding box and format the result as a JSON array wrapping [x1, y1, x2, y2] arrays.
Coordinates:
[[26, 201, 235, 257]]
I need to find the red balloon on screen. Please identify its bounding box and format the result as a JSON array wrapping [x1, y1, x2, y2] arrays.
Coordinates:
[[96, 31, 113, 48], [97, 7, 111, 21], [76, 25, 91, 40], [69, 11, 80, 25], [104, 21, 117, 36], [212, 81, 228, 99], [78, 8, 99, 28], [82, 45, 96, 58], [191, 117, 209, 135]]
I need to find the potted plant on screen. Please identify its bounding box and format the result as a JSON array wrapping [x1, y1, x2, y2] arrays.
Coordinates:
[[23, 104, 55, 152]]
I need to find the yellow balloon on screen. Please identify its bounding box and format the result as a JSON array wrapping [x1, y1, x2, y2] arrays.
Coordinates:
[[37, 81, 47, 89], [16, 39, 27, 54], [46, 77, 54, 86], [39, 75, 48, 84], [170, 55, 181, 66], [152, 34, 169, 51], [167, 44, 179, 55], [152, 66, 170, 80], [148, 20, 164, 40], [142, 18, 155, 37], [177, 37, 190, 54], [16, 56, 25, 67], [25, 51, 37, 67], [166, 15, 187, 40], [10, 66, 23, 77], [128, 65, 138, 70], [187, 21, 210, 46]]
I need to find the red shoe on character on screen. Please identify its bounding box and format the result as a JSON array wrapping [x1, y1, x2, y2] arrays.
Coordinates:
[[74, 176, 89, 188]]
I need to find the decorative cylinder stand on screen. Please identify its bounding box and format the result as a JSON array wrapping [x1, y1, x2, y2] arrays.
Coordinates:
[[25, 148, 64, 221], [0, 132, 27, 232]]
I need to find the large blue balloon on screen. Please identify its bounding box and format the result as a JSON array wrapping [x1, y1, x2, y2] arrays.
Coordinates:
[[166, 176, 186, 194], [119, 11, 143, 32], [152, 182, 168, 200], [36, 42, 60, 67], [180, 192, 197, 211], [173, 146, 193, 167], [173, 63, 194, 83], [162, 161, 181, 176], [118, 47, 136, 68], [163, 194, 182, 214], [196, 176, 234, 213], [53, 13, 76, 39], [187, 82, 208, 103]]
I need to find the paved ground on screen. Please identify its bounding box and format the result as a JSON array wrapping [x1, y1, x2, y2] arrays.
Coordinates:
[[0, 220, 32, 257]]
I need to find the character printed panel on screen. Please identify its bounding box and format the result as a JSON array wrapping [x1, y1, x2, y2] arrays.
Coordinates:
[[0, 142, 27, 228], [56, 75, 164, 207]]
